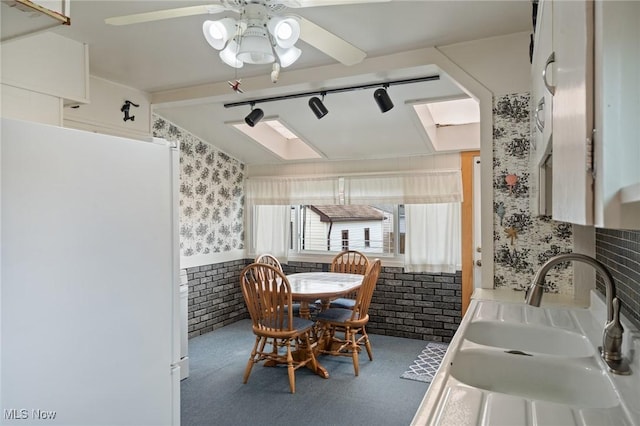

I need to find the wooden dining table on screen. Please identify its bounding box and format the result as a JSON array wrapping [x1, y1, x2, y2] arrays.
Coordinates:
[[285, 271, 364, 378], [286, 271, 363, 319]]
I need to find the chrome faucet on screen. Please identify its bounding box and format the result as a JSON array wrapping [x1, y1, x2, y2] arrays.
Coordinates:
[[525, 253, 631, 375]]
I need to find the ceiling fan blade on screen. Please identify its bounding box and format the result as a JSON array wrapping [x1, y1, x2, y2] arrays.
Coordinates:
[[282, 0, 389, 7], [105, 4, 227, 26], [298, 17, 366, 66]]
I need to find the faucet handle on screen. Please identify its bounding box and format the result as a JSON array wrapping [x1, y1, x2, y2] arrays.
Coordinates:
[[601, 297, 631, 375], [603, 298, 624, 356]]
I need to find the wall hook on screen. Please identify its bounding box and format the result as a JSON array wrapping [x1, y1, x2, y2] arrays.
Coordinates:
[[121, 100, 140, 122]]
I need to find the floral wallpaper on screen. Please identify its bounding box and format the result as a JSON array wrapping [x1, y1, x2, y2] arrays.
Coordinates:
[[492, 93, 573, 294], [152, 114, 244, 257]]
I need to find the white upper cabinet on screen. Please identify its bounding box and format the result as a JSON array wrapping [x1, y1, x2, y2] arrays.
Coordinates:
[[1, 0, 71, 42], [550, 0, 594, 225], [530, 0, 640, 229], [529, 0, 554, 216], [593, 0, 640, 229], [1, 32, 89, 104]]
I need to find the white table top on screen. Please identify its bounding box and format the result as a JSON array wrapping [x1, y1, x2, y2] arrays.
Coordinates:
[[286, 272, 363, 300]]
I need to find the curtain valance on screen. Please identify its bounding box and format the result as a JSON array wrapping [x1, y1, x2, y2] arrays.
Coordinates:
[[343, 171, 462, 205], [245, 176, 340, 205], [246, 170, 462, 205]]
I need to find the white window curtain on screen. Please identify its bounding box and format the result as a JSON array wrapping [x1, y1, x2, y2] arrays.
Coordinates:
[[343, 171, 462, 205], [404, 203, 461, 273], [247, 171, 463, 271], [254, 205, 290, 260]]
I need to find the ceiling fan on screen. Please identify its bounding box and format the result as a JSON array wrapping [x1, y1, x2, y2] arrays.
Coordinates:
[[105, 0, 389, 68]]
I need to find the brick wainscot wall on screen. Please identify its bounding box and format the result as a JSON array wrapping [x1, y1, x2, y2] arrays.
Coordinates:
[[185, 260, 462, 342]]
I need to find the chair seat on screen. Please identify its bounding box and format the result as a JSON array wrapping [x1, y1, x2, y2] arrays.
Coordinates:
[[288, 316, 316, 331], [316, 307, 357, 323], [329, 298, 356, 309], [259, 316, 315, 333]]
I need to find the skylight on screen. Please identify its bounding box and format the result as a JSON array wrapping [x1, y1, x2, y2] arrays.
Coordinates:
[[231, 118, 322, 160], [426, 98, 480, 126], [409, 97, 480, 152]]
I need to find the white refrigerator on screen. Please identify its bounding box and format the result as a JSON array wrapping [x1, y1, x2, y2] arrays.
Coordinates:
[[1, 118, 181, 425]]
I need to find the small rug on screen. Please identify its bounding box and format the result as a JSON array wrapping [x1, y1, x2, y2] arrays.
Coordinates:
[[400, 342, 449, 384]]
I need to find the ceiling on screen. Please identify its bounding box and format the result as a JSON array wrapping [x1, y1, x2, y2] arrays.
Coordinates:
[[33, 0, 530, 165]]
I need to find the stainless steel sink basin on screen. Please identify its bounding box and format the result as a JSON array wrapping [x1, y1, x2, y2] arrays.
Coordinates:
[[449, 348, 618, 408], [463, 320, 594, 357]]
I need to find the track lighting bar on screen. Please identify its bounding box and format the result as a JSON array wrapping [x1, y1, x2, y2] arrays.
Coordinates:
[[223, 75, 440, 109]]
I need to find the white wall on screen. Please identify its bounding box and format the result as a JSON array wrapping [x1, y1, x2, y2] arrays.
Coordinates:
[[439, 31, 532, 96], [438, 32, 532, 288], [64, 76, 152, 140]]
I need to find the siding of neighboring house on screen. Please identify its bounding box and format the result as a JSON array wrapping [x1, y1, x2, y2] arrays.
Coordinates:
[[302, 206, 387, 253], [382, 211, 394, 252], [301, 207, 328, 250], [330, 220, 383, 252]]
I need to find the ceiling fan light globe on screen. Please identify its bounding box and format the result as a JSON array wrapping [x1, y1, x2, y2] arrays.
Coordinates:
[[275, 45, 301, 68], [203, 18, 236, 50], [268, 16, 300, 48], [237, 27, 275, 64], [219, 39, 244, 68], [278, 23, 293, 40]]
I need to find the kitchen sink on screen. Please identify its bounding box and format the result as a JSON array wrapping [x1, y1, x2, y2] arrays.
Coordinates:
[[412, 296, 639, 426], [464, 320, 594, 357], [449, 348, 618, 408]]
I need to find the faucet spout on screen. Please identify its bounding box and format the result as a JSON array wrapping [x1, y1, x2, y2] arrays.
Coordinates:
[[525, 253, 615, 321], [524, 253, 630, 375]]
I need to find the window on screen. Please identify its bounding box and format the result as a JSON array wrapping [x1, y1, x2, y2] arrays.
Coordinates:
[[247, 171, 461, 269], [341, 230, 349, 251], [289, 204, 403, 255], [251, 201, 460, 273]]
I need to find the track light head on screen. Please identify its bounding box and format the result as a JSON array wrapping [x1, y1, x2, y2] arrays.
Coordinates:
[[374, 86, 394, 113], [245, 105, 264, 127], [308, 95, 328, 119]]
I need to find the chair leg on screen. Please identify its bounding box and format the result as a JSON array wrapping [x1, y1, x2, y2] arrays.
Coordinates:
[[243, 336, 262, 384], [348, 328, 360, 376], [319, 323, 333, 352], [304, 333, 318, 372], [362, 327, 373, 361], [286, 341, 296, 394]]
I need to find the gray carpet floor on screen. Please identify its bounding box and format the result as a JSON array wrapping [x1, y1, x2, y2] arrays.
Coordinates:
[[181, 319, 432, 426]]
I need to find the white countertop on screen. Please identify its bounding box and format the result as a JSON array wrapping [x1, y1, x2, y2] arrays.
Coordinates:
[[472, 288, 589, 308], [411, 290, 640, 426]]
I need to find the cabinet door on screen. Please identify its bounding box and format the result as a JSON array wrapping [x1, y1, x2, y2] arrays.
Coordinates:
[[529, 0, 553, 216], [594, 0, 640, 229], [551, 0, 594, 225]]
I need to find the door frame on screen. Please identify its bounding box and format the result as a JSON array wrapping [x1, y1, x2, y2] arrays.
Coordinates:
[[461, 150, 480, 316]]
